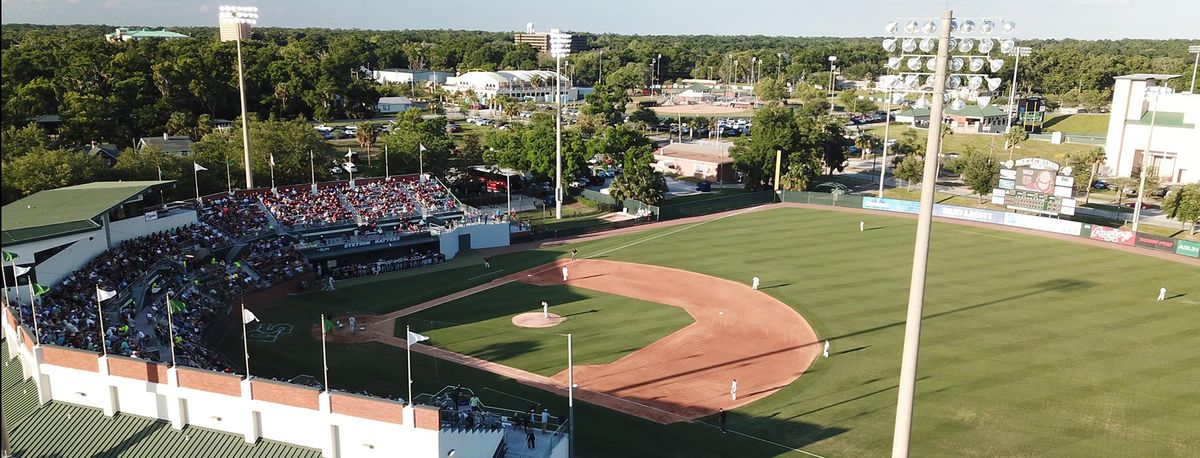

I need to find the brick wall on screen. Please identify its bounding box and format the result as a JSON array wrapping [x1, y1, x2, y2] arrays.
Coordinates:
[[251, 379, 320, 410], [178, 367, 242, 396], [107, 355, 168, 384], [413, 405, 441, 430], [331, 392, 404, 425], [41, 345, 100, 372]]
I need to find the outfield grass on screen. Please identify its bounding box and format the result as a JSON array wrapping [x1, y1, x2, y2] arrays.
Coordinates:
[[219, 207, 1200, 457], [1043, 113, 1111, 136], [397, 282, 694, 376]]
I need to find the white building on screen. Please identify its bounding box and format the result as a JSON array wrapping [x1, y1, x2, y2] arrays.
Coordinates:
[[444, 70, 569, 103], [376, 96, 413, 114], [370, 68, 454, 85], [1103, 74, 1200, 184]]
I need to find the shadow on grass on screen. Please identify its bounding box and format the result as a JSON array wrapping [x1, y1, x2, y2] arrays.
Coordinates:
[[474, 340, 542, 361]]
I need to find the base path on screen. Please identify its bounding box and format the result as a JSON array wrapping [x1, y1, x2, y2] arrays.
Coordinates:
[[523, 259, 819, 420]]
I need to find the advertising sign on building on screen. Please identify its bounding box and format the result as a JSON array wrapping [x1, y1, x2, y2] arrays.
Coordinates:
[[1133, 233, 1178, 252]]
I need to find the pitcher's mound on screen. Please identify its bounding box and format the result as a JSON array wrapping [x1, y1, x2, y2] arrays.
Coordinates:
[[512, 312, 566, 328]]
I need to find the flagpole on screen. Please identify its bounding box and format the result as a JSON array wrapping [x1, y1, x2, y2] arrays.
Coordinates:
[[406, 324, 413, 405], [384, 144, 390, 178], [419, 146, 423, 178], [321, 314, 330, 392], [1, 256, 10, 310], [269, 155, 276, 191], [166, 293, 177, 367], [25, 281, 40, 345], [193, 162, 201, 203], [225, 156, 232, 194], [310, 149, 316, 189], [95, 288, 108, 357], [241, 301, 251, 378]]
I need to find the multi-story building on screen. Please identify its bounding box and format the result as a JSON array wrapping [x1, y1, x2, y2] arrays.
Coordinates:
[[444, 70, 570, 103], [512, 22, 586, 53], [1104, 74, 1200, 184]]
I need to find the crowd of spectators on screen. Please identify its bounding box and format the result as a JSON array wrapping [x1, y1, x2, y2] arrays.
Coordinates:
[[262, 186, 354, 228], [409, 179, 459, 214], [343, 178, 421, 223], [147, 258, 240, 372], [243, 236, 307, 284], [328, 250, 445, 279], [201, 193, 273, 239], [12, 223, 227, 356]]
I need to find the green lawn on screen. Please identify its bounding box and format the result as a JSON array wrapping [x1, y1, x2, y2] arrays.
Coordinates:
[[397, 282, 694, 376], [1043, 113, 1111, 136], [218, 207, 1200, 457], [862, 123, 1096, 162]]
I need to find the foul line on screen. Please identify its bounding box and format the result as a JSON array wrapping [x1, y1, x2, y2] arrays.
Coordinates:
[[467, 269, 505, 280], [963, 231, 1018, 241], [583, 206, 759, 261]]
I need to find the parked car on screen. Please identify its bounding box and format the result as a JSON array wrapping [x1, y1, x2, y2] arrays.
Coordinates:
[[1092, 180, 1110, 190], [329, 162, 358, 174], [445, 124, 463, 133], [696, 181, 713, 192], [1123, 201, 1152, 210], [1150, 186, 1173, 198]]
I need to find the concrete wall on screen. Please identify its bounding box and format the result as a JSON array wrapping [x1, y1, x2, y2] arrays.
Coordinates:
[[108, 209, 198, 245], [437, 223, 511, 260], [1104, 79, 1200, 183], [0, 303, 480, 458]]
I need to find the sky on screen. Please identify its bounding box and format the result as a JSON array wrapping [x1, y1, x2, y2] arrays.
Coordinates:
[[2, 0, 1198, 40]]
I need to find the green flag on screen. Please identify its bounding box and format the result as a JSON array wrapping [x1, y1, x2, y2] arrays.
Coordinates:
[[32, 283, 50, 296], [323, 317, 336, 333], [169, 299, 187, 313], [234, 261, 242, 268], [2, 251, 16, 262], [227, 159, 237, 167]]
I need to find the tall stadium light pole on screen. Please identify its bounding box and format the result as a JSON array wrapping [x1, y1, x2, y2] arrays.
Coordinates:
[[828, 55, 838, 114], [1004, 46, 1032, 155], [892, 11, 952, 457], [550, 29, 572, 220], [1131, 88, 1160, 233], [879, 86, 894, 197], [219, 5, 259, 190], [1188, 45, 1200, 93]]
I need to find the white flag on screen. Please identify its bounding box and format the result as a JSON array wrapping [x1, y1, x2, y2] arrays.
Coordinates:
[[194, 162, 208, 172], [269, 154, 275, 167], [12, 265, 30, 277], [242, 308, 259, 324], [345, 149, 355, 158], [407, 331, 430, 346], [419, 143, 427, 152], [96, 287, 117, 302]]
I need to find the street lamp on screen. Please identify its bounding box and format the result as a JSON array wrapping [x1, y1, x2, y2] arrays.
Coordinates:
[[880, 13, 1012, 458], [656, 54, 662, 95], [1188, 45, 1200, 94], [828, 55, 838, 114], [550, 29, 572, 220], [218, 5, 259, 190], [1004, 46, 1032, 159]]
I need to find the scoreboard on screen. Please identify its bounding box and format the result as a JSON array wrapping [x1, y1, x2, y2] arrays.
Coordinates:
[[992, 158, 1076, 216]]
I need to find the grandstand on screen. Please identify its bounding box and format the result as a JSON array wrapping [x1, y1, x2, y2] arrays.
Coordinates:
[[0, 175, 517, 458]]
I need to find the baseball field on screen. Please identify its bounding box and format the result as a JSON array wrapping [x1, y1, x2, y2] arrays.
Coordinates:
[[219, 205, 1200, 457]]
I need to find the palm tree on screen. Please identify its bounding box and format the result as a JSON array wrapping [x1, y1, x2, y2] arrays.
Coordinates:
[[356, 123, 378, 166], [1004, 126, 1027, 161]]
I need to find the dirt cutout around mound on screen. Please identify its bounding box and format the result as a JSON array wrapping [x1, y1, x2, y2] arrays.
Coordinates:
[[511, 312, 566, 328], [520, 259, 820, 421]]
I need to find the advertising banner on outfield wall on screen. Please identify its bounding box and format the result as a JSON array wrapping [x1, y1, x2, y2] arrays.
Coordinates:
[[933, 205, 1005, 224], [1003, 212, 1083, 236], [1088, 225, 1136, 245], [1176, 240, 1200, 258], [862, 197, 920, 214], [1133, 233, 1178, 252]]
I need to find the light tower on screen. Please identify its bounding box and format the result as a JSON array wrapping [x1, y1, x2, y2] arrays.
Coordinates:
[[549, 29, 572, 220], [218, 5, 259, 190]]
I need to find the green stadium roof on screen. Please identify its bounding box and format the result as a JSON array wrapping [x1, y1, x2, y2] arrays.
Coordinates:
[[1, 181, 174, 245], [2, 341, 321, 458], [1128, 110, 1195, 129]]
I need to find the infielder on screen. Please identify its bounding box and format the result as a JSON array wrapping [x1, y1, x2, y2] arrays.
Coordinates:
[[751, 276, 760, 290], [823, 340, 830, 358], [860, 221, 865, 232], [1157, 286, 1167, 301], [542, 301, 549, 318], [562, 266, 569, 282], [730, 378, 738, 400]]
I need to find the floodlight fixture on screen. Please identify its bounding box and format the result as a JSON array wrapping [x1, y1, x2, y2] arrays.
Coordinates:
[[883, 38, 898, 52], [968, 75, 983, 90], [905, 20, 920, 34], [947, 75, 961, 89], [989, 58, 1005, 73], [887, 57, 902, 70], [950, 97, 966, 110], [961, 20, 976, 33], [969, 57, 985, 72], [980, 20, 995, 33], [921, 21, 936, 34], [958, 38, 974, 53], [902, 38, 918, 53], [885, 21, 899, 34], [949, 57, 964, 72], [925, 58, 937, 71], [1002, 21, 1016, 34], [907, 57, 922, 71], [919, 37, 935, 53], [828, 55, 837, 63], [986, 77, 1002, 91], [978, 38, 994, 54]]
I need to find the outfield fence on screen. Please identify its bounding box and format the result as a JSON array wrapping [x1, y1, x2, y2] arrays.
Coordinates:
[[658, 191, 775, 219]]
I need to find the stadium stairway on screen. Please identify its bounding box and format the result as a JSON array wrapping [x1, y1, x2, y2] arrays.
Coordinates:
[[501, 427, 560, 458]]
